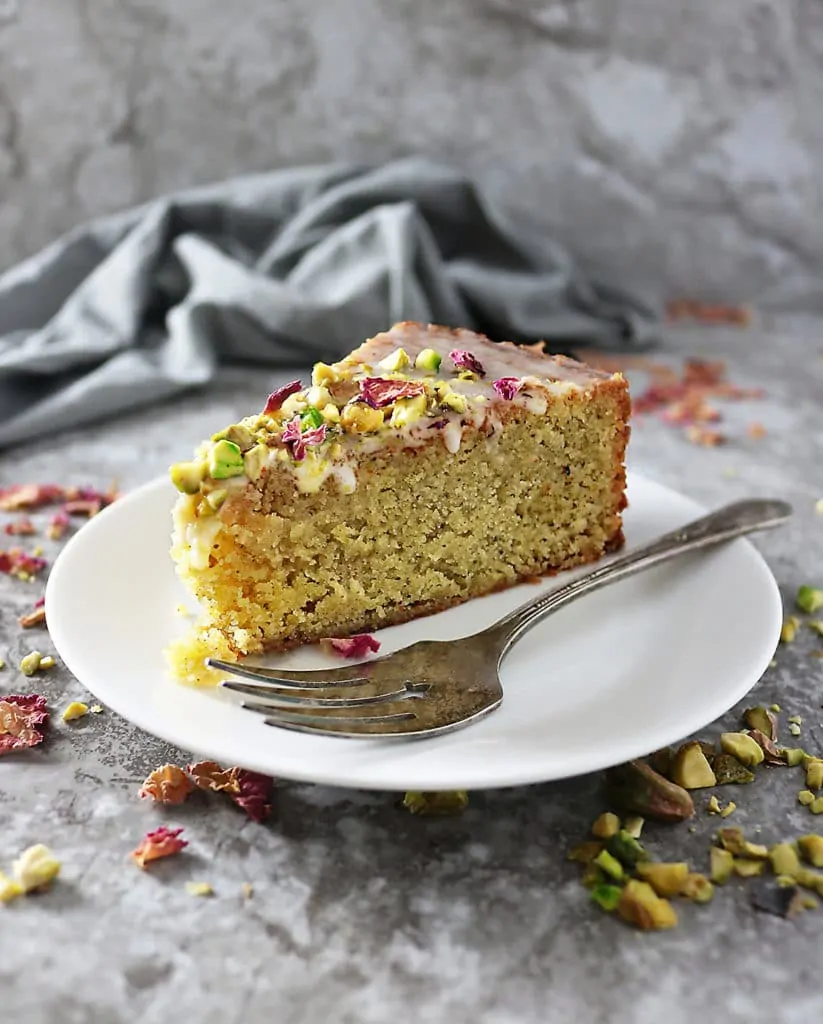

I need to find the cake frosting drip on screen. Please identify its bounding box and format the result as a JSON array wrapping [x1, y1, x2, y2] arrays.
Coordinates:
[[168, 322, 623, 560]]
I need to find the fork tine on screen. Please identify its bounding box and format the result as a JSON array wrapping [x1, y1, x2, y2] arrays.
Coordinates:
[[235, 685, 423, 711], [263, 709, 417, 732], [206, 657, 372, 688]]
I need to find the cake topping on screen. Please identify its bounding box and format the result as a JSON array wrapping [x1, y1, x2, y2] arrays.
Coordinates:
[[170, 460, 207, 494], [263, 379, 303, 415], [449, 348, 485, 376], [359, 377, 427, 409], [415, 348, 442, 373], [281, 417, 327, 461], [492, 376, 524, 400], [322, 634, 381, 659], [378, 347, 411, 372], [209, 439, 245, 479]]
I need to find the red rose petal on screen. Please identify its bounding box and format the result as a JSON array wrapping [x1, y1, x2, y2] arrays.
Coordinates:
[[492, 377, 523, 400], [0, 694, 49, 755], [322, 634, 381, 659], [359, 377, 427, 409], [449, 349, 485, 376], [263, 380, 303, 415]]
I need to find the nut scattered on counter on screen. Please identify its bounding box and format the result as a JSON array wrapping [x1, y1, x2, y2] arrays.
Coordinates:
[[402, 791, 469, 815]]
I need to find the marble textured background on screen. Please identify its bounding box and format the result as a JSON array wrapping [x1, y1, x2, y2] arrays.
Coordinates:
[[0, 0, 822, 308]]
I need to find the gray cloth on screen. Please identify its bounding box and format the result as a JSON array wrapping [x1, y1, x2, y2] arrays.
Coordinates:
[[0, 158, 656, 448]]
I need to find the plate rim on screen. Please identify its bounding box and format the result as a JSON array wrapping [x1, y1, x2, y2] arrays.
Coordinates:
[[46, 472, 784, 791]]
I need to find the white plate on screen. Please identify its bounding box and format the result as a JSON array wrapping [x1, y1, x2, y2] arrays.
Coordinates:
[[46, 473, 782, 791]]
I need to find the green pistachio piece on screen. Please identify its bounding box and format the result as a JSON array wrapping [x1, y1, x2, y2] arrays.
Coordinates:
[[243, 443, 268, 483], [682, 873, 714, 904], [710, 846, 734, 884], [401, 791, 468, 815], [781, 748, 807, 767], [567, 841, 603, 864], [204, 488, 227, 511], [415, 348, 442, 373], [789, 723, 802, 737], [212, 424, 254, 451], [806, 761, 823, 792], [606, 830, 649, 869], [671, 742, 717, 790], [617, 880, 678, 931], [711, 754, 755, 785], [170, 460, 207, 494], [636, 862, 689, 898], [781, 615, 800, 643], [623, 816, 644, 839], [390, 394, 428, 428], [591, 812, 620, 839], [795, 867, 823, 895], [742, 706, 778, 740], [379, 347, 411, 372], [208, 439, 245, 480], [720, 732, 765, 768], [812, 797, 823, 815], [799, 790, 816, 806], [593, 849, 624, 882], [605, 760, 694, 822], [734, 858, 766, 878], [797, 835, 823, 868], [809, 620, 823, 637], [590, 883, 622, 912], [769, 842, 801, 878], [581, 864, 606, 890], [797, 585, 823, 615], [300, 406, 324, 429], [19, 651, 43, 676]]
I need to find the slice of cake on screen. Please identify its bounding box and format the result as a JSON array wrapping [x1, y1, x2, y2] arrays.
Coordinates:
[[168, 322, 630, 685]]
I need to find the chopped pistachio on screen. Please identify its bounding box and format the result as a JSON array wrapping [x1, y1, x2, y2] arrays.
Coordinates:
[[204, 488, 228, 511], [812, 797, 823, 815], [89, 705, 104, 714], [38, 655, 56, 670], [212, 424, 254, 451], [636, 862, 689, 897], [742, 706, 777, 740], [720, 801, 737, 819], [717, 828, 768, 857], [781, 616, 800, 643], [796, 585, 823, 615], [720, 732, 765, 768], [799, 790, 816, 806], [567, 841, 603, 864], [208, 439, 245, 480], [378, 348, 411, 372], [710, 847, 734, 884], [591, 812, 620, 839], [605, 830, 649, 869], [243, 444, 268, 483], [671, 742, 717, 790], [605, 760, 694, 822], [280, 392, 307, 418], [809, 620, 823, 638], [782, 747, 807, 767], [62, 702, 88, 722], [806, 760, 823, 791], [682, 873, 714, 904], [789, 723, 802, 737], [817, 499, 823, 515], [311, 362, 339, 387], [623, 816, 644, 839], [435, 383, 468, 414], [707, 795, 722, 815], [769, 842, 801, 878], [0, 657, 5, 670], [170, 460, 207, 494], [770, 703, 781, 712], [734, 858, 766, 878], [590, 884, 622, 912], [788, 714, 803, 725], [0, 871, 22, 903], [617, 880, 678, 931], [581, 864, 606, 890], [185, 881, 214, 897], [712, 753, 755, 785], [801, 894, 819, 910], [415, 348, 442, 373], [390, 394, 428, 428], [797, 835, 823, 868], [305, 385, 334, 409], [300, 406, 324, 430], [341, 403, 384, 433], [593, 849, 624, 882], [795, 868, 823, 895], [12, 844, 60, 892], [19, 651, 42, 676], [401, 791, 468, 815], [321, 403, 340, 423]]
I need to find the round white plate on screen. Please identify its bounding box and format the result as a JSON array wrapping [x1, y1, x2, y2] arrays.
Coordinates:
[[46, 472, 782, 791]]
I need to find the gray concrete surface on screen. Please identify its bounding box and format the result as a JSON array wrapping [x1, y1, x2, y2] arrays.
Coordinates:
[[0, 315, 821, 1023], [1, 1, 822, 307]]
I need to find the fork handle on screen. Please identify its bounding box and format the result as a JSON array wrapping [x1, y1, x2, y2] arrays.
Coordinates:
[[485, 498, 792, 658]]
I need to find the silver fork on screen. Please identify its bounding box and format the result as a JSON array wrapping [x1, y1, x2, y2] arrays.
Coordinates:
[[207, 498, 791, 741]]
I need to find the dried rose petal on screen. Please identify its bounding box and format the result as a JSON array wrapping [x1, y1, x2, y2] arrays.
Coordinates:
[[187, 760, 241, 794], [63, 499, 102, 518], [139, 764, 195, 805], [449, 349, 485, 377], [359, 377, 427, 409], [492, 377, 523, 401], [280, 417, 327, 461], [0, 484, 64, 512], [0, 694, 49, 755], [46, 511, 70, 540], [263, 380, 303, 415], [322, 634, 381, 659], [0, 548, 48, 579], [131, 826, 188, 868], [4, 517, 36, 536], [231, 770, 274, 823], [428, 418, 448, 430]]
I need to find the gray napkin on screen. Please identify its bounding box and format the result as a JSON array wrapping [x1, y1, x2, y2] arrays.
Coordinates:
[[0, 158, 656, 448]]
